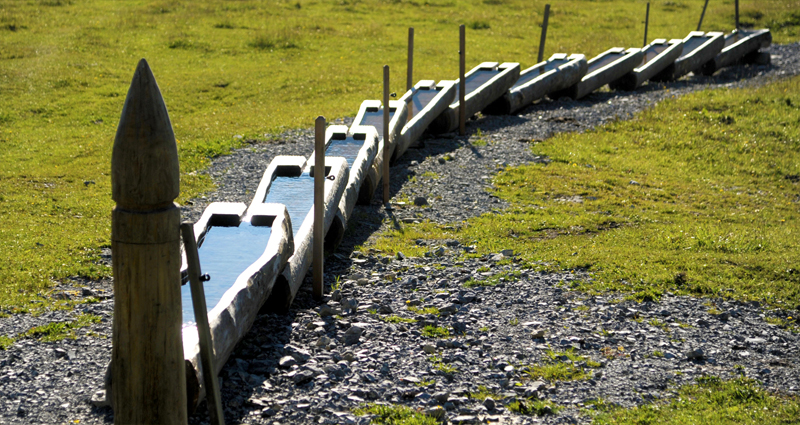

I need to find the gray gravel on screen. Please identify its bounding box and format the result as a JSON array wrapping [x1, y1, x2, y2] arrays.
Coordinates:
[[0, 43, 798, 424]]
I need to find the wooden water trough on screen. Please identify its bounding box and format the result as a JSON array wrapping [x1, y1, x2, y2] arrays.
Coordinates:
[[349, 99, 409, 203], [253, 155, 349, 312], [651, 31, 724, 81], [551, 47, 644, 100], [179, 201, 293, 408], [313, 125, 379, 248], [484, 53, 588, 115], [700, 28, 772, 75], [609, 39, 684, 91], [394, 80, 457, 161], [428, 62, 521, 134]]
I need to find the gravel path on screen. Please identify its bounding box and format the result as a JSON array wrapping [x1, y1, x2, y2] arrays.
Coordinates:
[[1, 43, 799, 425]]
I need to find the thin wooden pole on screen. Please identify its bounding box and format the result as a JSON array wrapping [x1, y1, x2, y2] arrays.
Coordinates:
[[537, 4, 551, 63], [644, 3, 650, 47], [697, 0, 709, 31], [382, 66, 390, 204], [313, 116, 325, 299], [459, 24, 466, 137], [181, 223, 225, 425], [111, 58, 187, 425], [407, 27, 414, 91], [735, 0, 739, 30]]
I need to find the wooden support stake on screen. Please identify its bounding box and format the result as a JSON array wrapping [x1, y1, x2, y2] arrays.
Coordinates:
[[383, 66, 391, 204], [313, 116, 325, 299], [644, 3, 650, 47], [735, 0, 739, 30], [459, 24, 466, 137], [181, 223, 225, 425], [697, 0, 709, 31], [111, 58, 187, 425], [537, 4, 550, 63], [407, 27, 414, 91]]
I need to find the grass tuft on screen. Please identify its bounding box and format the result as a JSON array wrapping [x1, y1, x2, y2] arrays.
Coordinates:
[[593, 377, 800, 424], [353, 403, 438, 425]]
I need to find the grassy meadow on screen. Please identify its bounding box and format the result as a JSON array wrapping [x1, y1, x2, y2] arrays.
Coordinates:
[[370, 76, 800, 311], [0, 0, 799, 311]]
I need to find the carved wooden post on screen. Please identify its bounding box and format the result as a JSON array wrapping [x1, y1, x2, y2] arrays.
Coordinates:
[[111, 59, 187, 425]]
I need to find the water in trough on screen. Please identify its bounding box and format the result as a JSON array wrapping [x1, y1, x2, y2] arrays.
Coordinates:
[[512, 57, 570, 89], [325, 136, 364, 169], [356, 108, 397, 142], [181, 223, 273, 325], [264, 173, 315, 237], [452, 69, 501, 105]]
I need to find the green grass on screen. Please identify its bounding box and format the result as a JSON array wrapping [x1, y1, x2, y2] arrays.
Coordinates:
[[368, 75, 800, 310], [427, 354, 458, 375], [353, 403, 438, 425], [421, 325, 450, 338], [593, 377, 800, 425], [380, 315, 416, 324], [523, 349, 602, 381], [1, 1, 798, 311], [507, 398, 561, 416], [468, 385, 501, 401], [1, 313, 102, 348], [406, 305, 440, 316]]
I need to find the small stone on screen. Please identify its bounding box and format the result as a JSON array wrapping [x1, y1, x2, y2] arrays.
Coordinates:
[[432, 391, 449, 403], [482, 397, 496, 410], [342, 326, 363, 346], [91, 389, 109, 408], [279, 356, 297, 368], [319, 305, 341, 317], [531, 329, 546, 339], [500, 249, 514, 257], [629, 180, 640, 185], [424, 406, 446, 420], [746, 337, 767, 344], [452, 415, 478, 424], [396, 251, 406, 260], [343, 351, 356, 362], [685, 348, 704, 360], [330, 290, 342, 302], [292, 370, 315, 384], [414, 196, 428, 206], [342, 298, 359, 313], [316, 336, 331, 348], [423, 344, 436, 354], [378, 304, 393, 314]]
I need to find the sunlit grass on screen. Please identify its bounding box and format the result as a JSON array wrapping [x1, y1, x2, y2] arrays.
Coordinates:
[[369, 76, 800, 310]]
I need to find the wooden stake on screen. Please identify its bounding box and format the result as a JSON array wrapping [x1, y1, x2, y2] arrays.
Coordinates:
[[111, 58, 187, 425], [181, 223, 225, 425], [459, 24, 466, 137], [735, 0, 739, 30], [644, 3, 650, 47], [697, 0, 709, 31], [383, 66, 391, 204], [407, 27, 414, 91], [313, 116, 325, 299], [537, 4, 550, 63]]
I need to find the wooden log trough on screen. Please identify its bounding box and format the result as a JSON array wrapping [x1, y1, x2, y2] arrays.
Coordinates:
[[484, 53, 588, 115], [651, 31, 724, 81], [394, 79, 457, 161], [254, 155, 349, 313], [180, 202, 293, 408], [551, 47, 644, 100], [349, 99, 409, 204], [700, 28, 772, 75], [428, 62, 521, 134], [609, 39, 684, 91]]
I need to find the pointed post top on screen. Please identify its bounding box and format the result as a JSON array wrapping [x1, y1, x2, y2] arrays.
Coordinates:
[[112, 59, 180, 210]]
